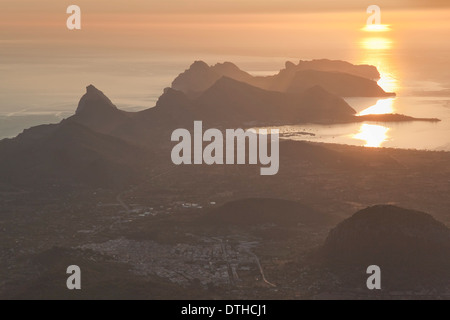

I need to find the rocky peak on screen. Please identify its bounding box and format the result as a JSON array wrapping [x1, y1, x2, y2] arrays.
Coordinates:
[[75, 85, 116, 115]]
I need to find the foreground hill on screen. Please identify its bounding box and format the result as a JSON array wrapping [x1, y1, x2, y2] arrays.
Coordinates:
[[321, 205, 450, 288]]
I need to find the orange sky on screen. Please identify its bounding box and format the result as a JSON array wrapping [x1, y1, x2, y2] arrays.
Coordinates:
[[2, 6, 449, 37], [0, 0, 448, 65], [2, 0, 450, 14]]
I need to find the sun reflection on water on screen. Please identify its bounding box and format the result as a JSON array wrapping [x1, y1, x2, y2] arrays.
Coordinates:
[[376, 70, 397, 93], [354, 25, 395, 148], [358, 98, 395, 115], [360, 37, 392, 50], [353, 123, 390, 147], [359, 21, 398, 94]]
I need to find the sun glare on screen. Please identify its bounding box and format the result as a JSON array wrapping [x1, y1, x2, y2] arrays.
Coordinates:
[[353, 123, 389, 147]]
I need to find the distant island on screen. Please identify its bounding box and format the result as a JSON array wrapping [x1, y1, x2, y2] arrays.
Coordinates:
[[0, 59, 440, 187], [172, 59, 388, 97]]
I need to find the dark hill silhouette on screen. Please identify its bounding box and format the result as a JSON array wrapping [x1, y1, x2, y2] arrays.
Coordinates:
[[68, 86, 194, 148], [251, 60, 380, 92], [73, 85, 134, 135], [137, 87, 195, 129], [192, 76, 291, 124], [321, 205, 450, 289], [189, 77, 356, 125], [287, 70, 395, 97], [172, 61, 254, 96], [295, 85, 357, 122], [294, 59, 380, 80], [171, 60, 386, 97], [0, 120, 147, 187], [102, 88, 195, 147], [76, 84, 117, 114], [204, 198, 332, 226], [322, 205, 450, 273]]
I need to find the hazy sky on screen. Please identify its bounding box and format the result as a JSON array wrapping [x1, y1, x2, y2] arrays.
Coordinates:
[[3, 1, 449, 47], [2, 0, 450, 15]]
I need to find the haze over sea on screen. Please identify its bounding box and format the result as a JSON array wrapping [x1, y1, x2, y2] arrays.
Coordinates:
[[1, 8, 449, 150]]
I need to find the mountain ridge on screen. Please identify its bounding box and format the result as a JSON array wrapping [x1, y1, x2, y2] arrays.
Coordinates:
[[171, 59, 387, 96]]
